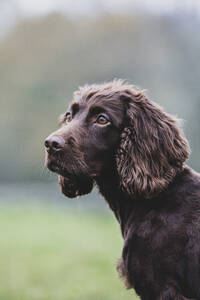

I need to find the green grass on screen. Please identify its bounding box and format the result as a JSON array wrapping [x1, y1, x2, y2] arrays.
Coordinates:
[[0, 205, 138, 300]]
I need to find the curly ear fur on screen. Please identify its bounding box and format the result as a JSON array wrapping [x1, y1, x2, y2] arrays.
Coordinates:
[[116, 90, 190, 199]]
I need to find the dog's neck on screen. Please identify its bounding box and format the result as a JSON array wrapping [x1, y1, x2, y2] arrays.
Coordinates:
[[96, 165, 191, 239], [95, 165, 134, 237]]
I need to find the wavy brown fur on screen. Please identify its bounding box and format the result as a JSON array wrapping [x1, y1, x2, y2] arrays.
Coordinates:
[[116, 87, 189, 198], [45, 80, 200, 300]]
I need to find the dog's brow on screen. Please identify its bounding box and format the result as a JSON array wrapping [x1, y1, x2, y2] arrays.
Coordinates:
[[71, 102, 80, 115], [88, 105, 106, 116]]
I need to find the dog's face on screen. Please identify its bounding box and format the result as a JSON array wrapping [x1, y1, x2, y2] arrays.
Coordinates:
[[45, 89, 124, 198]]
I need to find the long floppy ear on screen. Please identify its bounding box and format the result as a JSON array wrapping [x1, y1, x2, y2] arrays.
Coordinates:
[[116, 90, 190, 199]]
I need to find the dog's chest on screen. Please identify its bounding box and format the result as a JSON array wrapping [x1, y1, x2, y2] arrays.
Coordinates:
[[120, 212, 188, 293]]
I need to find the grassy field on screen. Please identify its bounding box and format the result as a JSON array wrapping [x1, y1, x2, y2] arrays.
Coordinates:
[[0, 204, 138, 300]]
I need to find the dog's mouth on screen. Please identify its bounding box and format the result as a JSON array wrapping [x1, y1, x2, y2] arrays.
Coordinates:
[[58, 174, 94, 198], [46, 157, 94, 198], [47, 161, 60, 173], [45, 154, 69, 176]]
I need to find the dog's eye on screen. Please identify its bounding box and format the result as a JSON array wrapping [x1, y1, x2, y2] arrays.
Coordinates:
[[65, 112, 72, 123], [96, 115, 109, 125]]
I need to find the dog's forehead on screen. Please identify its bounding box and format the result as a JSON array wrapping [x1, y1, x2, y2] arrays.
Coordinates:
[[69, 92, 124, 126], [73, 90, 124, 111]]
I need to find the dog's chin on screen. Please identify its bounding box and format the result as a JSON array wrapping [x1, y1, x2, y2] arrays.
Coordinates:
[[46, 159, 94, 198], [58, 174, 94, 198]]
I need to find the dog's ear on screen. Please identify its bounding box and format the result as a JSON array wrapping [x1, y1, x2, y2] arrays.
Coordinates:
[[116, 91, 190, 199]]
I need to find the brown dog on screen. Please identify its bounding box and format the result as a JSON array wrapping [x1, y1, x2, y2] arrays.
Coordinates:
[[45, 80, 200, 300]]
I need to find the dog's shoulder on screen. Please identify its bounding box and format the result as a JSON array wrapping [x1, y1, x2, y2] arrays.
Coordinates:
[[167, 165, 200, 208]]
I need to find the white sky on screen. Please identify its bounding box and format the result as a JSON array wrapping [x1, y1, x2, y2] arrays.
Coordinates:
[[11, 0, 200, 16], [0, 0, 199, 38]]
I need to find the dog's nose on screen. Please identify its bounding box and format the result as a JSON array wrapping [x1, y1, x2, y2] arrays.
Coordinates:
[[45, 135, 65, 153]]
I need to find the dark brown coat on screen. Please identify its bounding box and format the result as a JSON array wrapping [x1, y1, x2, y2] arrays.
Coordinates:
[[45, 81, 200, 300]]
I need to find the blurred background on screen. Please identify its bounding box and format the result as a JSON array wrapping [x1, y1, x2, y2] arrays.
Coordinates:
[[0, 0, 200, 299]]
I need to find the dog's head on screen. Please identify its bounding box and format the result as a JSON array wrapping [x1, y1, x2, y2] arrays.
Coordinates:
[[45, 80, 190, 199], [45, 81, 125, 198]]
